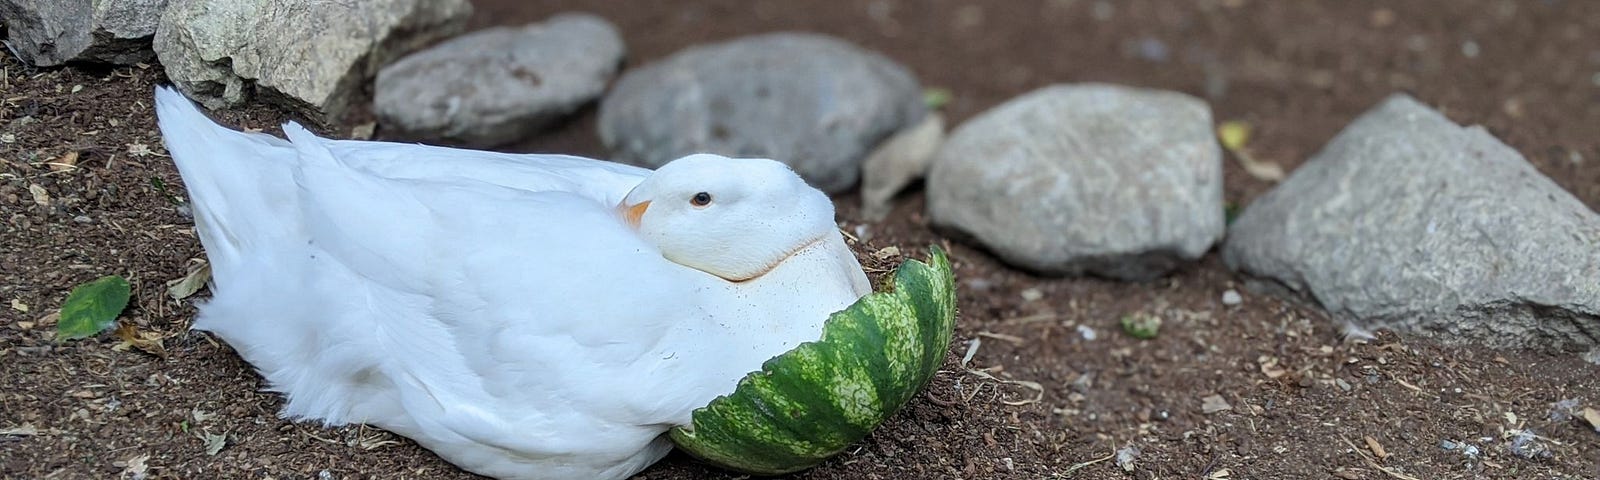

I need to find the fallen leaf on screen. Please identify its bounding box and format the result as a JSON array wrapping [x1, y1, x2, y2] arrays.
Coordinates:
[[871, 246, 901, 260], [113, 324, 168, 358], [1120, 312, 1162, 340], [923, 87, 953, 110], [9, 298, 27, 312], [1216, 120, 1285, 182], [191, 407, 215, 424], [28, 183, 49, 206], [1364, 435, 1389, 459], [1258, 357, 1288, 379], [1217, 121, 1251, 151], [0, 423, 39, 436], [349, 122, 377, 140], [118, 453, 149, 479], [1201, 394, 1232, 414], [199, 429, 227, 456], [1583, 407, 1600, 432], [1206, 467, 1232, 479], [55, 275, 132, 341], [49, 151, 79, 172], [127, 143, 153, 157], [166, 260, 211, 301]]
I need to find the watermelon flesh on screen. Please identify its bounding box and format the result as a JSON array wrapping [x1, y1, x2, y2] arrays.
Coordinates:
[[670, 245, 958, 475]]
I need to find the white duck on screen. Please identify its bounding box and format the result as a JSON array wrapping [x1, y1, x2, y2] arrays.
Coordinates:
[[153, 86, 871, 480]]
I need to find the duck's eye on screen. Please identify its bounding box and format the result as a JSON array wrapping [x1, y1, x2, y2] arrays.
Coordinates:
[[691, 192, 713, 207]]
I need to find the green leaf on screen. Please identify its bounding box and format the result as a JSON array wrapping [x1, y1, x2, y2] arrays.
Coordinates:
[[922, 88, 953, 110], [56, 275, 131, 341], [1120, 312, 1162, 340]]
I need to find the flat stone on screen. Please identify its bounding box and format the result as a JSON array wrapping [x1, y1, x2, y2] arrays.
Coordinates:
[[1224, 94, 1600, 357], [926, 83, 1225, 280], [1, 0, 167, 66], [375, 13, 624, 147], [153, 0, 471, 124], [599, 32, 924, 193]]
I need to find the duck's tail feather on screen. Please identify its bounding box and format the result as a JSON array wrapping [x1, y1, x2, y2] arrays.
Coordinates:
[[154, 86, 300, 290]]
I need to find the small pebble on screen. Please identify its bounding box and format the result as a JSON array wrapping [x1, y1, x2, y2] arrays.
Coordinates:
[[1076, 324, 1098, 341], [1020, 287, 1043, 302], [1461, 40, 1480, 58], [73, 215, 91, 224], [1221, 289, 1242, 306]]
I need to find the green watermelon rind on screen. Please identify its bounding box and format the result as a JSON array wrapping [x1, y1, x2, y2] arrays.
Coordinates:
[[669, 245, 958, 475]]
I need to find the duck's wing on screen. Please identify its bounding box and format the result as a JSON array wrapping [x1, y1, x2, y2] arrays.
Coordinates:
[[277, 123, 726, 463], [325, 139, 650, 208], [155, 85, 650, 288]]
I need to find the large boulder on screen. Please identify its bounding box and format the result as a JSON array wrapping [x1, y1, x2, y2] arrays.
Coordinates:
[[0, 0, 167, 66], [375, 13, 625, 148], [926, 84, 1225, 280], [153, 0, 472, 125], [599, 33, 924, 194], [1224, 94, 1600, 357]]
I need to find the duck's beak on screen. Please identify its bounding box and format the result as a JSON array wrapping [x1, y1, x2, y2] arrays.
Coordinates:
[[620, 200, 650, 229]]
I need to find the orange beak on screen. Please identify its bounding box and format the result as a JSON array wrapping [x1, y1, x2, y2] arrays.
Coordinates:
[[621, 200, 651, 229]]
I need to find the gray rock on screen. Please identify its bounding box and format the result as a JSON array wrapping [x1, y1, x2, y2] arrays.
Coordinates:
[[375, 13, 624, 148], [926, 84, 1225, 280], [153, 0, 472, 124], [1, 0, 167, 66], [1224, 94, 1600, 356], [599, 32, 924, 193]]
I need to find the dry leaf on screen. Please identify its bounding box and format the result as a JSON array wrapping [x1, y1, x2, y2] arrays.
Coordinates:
[[49, 151, 79, 172], [115, 453, 149, 479], [1201, 394, 1232, 414], [1259, 358, 1287, 379], [191, 407, 215, 424], [166, 260, 211, 301], [199, 429, 227, 456], [871, 246, 901, 260], [350, 122, 377, 140], [1583, 407, 1600, 432], [127, 143, 152, 157], [0, 423, 40, 436], [1364, 435, 1389, 459], [28, 184, 49, 206], [9, 298, 27, 312], [113, 324, 168, 358], [1216, 120, 1285, 182]]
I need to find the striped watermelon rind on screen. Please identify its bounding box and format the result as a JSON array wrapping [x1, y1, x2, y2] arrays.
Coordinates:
[[669, 245, 958, 475]]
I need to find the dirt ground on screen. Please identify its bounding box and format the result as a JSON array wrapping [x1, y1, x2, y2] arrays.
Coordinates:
[[4, 0, 1600, 479]]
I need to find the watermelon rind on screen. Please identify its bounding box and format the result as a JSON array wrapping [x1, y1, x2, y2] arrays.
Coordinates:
[[669, 245, 958, 475]]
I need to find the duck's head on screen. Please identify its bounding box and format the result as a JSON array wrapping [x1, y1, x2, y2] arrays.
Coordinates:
[[619, 153, 836, 282]]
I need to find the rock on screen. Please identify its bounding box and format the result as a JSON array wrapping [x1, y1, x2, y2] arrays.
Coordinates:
[[926, 84, 1224, 280], [1, 0, 167, 66], [599, 32, 925, 193], [153, 0, 472, 124], [375, 13, 624, 147], [1221, 289, 1242, 306], [1224, 94, 1600, 357], [860, 112, 945, 221]]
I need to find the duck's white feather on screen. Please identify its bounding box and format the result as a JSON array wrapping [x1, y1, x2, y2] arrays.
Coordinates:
[[155, 87, 868, 480]]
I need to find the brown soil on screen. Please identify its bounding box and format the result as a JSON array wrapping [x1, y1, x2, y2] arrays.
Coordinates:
[[4, 1, 1600, 479]]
